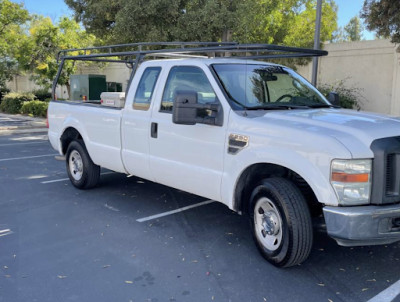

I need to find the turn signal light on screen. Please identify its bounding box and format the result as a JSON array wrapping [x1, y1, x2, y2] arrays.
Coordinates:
[[331, 172, 369, 183]]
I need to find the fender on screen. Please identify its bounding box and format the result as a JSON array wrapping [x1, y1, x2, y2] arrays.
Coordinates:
[[48, 101, 92, 158], [221, 142, 352, 210], [61, 116, 91, 150]]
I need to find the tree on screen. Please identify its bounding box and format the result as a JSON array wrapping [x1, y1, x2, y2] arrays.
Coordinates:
[[65, 0, 338, 47], [0, 0, 29, 90], [331, 16, 364, 43], [18, 16, 96, 94], [175, 0, 238, 42], [361, 0, 400, 43], [65, 0, 185, 42], [330, 26, 346, 43], [113, 0, 186, 43], [344, 16, 363, 41], [280, 0, 338, 48], [234, 0, 337, 66], [0, 1, 97, 98], [64, 0, 121, 42]]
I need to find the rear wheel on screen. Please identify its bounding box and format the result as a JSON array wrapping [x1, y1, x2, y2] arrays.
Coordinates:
[[249, 178, 313, 267], [66, 140, 100, 189]]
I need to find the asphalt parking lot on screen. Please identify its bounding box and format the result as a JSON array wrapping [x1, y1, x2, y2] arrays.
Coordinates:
[[0, 131, 400, 302]]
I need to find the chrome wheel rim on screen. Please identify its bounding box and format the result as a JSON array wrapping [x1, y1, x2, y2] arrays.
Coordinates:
[[69, 150, 83, 181], [254, 197, 283, 251]]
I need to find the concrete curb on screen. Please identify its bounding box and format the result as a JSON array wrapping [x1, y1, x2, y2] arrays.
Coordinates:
[[0, 113, 47, 135], [0, 128, 48, 136], [0, 125, 46, 130]]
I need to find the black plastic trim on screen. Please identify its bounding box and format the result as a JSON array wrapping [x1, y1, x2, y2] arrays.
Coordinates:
[[370, 136, 400, 205]]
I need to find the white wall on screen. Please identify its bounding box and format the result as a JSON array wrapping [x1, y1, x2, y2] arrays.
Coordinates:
[[7, 75, 41, 92], [296, 39, 400, 115]]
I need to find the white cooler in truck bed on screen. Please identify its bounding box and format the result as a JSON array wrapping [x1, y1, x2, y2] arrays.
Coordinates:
[[100, 92, 126, 108]]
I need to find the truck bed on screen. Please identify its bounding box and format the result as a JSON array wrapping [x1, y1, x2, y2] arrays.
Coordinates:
[[48, 100, 126, 173]]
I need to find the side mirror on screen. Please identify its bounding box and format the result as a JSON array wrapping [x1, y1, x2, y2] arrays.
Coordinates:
[[328, 92, 340, 107], [173, 90, 223, 126], [173, 91, 198, 125]]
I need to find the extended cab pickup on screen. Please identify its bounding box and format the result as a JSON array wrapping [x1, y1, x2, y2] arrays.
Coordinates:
[[48, 43, 400, 267]]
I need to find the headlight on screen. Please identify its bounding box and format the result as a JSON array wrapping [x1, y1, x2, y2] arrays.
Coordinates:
[[330, 159, 372, 205]]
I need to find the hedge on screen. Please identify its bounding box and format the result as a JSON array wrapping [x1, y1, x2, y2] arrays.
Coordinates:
[[33, 89, 52, 101], [0, 92, 35, 114], [318, 80, 363, 110], [0, 87, 10, 104], [20, 100, 49, 118], [0, 92, 49, 117]]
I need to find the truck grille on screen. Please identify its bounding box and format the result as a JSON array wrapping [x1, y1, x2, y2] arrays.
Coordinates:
[[385, 153, 397, 196], [370, 137, 400, 205]]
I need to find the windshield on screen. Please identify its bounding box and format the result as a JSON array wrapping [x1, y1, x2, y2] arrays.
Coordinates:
[[212, 64, 330, 110]]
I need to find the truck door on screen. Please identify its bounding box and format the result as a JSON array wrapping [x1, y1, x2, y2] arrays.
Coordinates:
[[149, 65, 227, 201], [121, 66, 162, 180]]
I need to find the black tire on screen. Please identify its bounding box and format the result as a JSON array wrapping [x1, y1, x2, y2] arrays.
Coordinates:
[[248, 177, 313, 267], [66, 140, 100, 189]]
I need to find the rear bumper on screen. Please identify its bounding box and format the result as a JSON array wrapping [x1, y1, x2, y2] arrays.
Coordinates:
[[323, 204, 400, 246]]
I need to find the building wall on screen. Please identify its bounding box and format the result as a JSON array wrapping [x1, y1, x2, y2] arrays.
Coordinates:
[[7, 75, 41, 93], [296, 39, 400, 115]]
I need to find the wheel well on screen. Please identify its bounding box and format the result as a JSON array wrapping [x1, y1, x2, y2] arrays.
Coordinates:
[[234, 163, 321, 217], [60, 127, 83, 155]]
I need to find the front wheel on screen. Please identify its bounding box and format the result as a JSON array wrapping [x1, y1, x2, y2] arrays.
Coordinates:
[[66, 140, 100, 189], [249, 178, 313, 267]]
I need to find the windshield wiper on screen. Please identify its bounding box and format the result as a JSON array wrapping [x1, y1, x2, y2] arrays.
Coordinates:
[[245, 104, 310, 110], [306, 104, 340, 108], [243, 103, 341, 111]]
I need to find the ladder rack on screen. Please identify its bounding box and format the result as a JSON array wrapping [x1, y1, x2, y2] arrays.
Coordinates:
[[57, 41, 328, 63], [53, 41, 328, 99]]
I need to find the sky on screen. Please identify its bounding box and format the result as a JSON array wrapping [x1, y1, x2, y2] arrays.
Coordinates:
[[17, 0, 375, 40], [20, 0, 72, 22], [334, 0, 374, 40]]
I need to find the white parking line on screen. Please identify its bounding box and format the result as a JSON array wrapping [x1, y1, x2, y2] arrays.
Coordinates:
[[0, 154, 57, 162], [41, 172, 116, 184], [0, 141, 48, 147], [136, 199, 215, 222], [10, 134, 47, 141], [41, 177, 71, 184], [368, 280, 400, 302], [0, 229, 13, 237]]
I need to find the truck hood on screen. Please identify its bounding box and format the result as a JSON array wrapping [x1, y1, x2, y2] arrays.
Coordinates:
[[253, 108, 400, 157]]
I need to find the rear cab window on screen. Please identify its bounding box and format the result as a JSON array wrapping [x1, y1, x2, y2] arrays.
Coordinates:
[[54, 61, 131, 106], [133, 67, 162, 110]]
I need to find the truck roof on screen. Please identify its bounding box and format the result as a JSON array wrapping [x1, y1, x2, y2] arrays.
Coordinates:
[[141, 58, 283, 67]]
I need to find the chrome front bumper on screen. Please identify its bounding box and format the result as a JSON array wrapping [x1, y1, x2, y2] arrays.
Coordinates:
[[323, 204, 400, 246]]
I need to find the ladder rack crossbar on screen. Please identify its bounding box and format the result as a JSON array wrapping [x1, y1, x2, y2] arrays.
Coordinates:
[[57, 42, 328, 63]]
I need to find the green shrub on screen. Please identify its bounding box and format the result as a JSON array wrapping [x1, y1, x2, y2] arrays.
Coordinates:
[[0, 92, 35, 114], [20, 100, 49, 117], [33, 89, 52, 101], [318, 79, 364, 110], [0, 87, 10, 104]]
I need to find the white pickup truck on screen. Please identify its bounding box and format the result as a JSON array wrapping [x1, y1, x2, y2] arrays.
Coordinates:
[[48, 43, 400, 267]]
